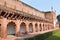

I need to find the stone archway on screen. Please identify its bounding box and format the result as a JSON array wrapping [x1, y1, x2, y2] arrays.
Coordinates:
[[43, 24, 45, 31], [35, 23, 38, 32], [20, 22, 26, 34], [29, 23, 33, 33], [0, 24, 1, 37], [59, 24, 60, 28], [7, 22, 16, 35], [39, 24, 42, 31]]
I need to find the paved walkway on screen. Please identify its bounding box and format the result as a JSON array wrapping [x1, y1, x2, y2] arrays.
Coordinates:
[[0, 28, 59, 40]]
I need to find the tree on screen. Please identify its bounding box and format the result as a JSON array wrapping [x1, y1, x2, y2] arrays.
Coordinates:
[[57, 14, 60, 22]]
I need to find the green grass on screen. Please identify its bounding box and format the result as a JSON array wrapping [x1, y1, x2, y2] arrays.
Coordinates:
[[46, 29, 60, 40], [24, 29, 60, 40], [25, 30, 53, 40]]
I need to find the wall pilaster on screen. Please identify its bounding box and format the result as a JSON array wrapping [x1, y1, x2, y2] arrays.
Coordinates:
[[15, 20, 20, 37], [1, 18, 8, 38], [25, 22, 29, 34], [32, 22, 35, 33]]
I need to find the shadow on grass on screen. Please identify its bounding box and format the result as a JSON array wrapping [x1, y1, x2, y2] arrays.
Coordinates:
[[15, 38, 24, 40], [14, 31, 53, 40], [46, 35, 60, 40], [14, 36, 60, 40]]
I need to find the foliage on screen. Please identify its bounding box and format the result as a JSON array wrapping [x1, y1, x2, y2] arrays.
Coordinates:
[[57, 14, 60, 22]]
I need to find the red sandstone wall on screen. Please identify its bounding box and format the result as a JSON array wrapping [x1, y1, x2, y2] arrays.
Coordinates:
[[56, 23, 60, 28], [45, 12, 53, 21], [45, 11, 56, 23], [0, 0, 45, 19]]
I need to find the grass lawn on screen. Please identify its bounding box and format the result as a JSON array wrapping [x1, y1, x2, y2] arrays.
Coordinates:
[[46, 29, 60, 40], [24, 29, 60, 40]]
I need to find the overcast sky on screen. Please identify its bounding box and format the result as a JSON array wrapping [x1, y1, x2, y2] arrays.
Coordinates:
[[21, 0, 60, 16]]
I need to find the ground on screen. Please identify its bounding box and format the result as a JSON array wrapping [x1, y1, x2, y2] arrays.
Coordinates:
[[0, 28, 60, 40], [46, 29, 60, 40]]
